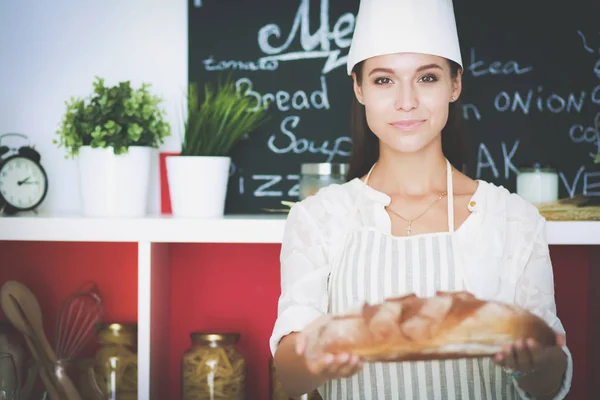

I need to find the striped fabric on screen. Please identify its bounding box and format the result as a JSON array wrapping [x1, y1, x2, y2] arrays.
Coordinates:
[[321, 225, 519, 400]]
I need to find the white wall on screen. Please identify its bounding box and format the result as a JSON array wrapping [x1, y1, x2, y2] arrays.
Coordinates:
[[0, 0, 187, 214]]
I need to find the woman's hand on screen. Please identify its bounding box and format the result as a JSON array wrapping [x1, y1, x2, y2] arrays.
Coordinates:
[[295, 315, 364, 380], [493, 332, 566, 377]]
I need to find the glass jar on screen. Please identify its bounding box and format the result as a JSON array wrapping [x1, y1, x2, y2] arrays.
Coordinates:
[[516, 163, 559, 205], [0, 321, 26, 396], [299, 163, 349, 200], [94, 323, 138, 400], [0, 352, 18, 400], [75, 358, 105, 400], [49, 359, 105, 400], [181, 332, 246, 400]]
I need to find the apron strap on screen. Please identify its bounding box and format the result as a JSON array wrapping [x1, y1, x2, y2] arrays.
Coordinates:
[[446, 158, 455, 233], [364, 163, 376, 185]]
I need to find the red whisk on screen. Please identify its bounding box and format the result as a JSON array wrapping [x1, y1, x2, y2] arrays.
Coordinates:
[[55, 281, 104, 361]]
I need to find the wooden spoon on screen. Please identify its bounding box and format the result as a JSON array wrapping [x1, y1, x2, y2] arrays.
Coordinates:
[[22, 335, 61, 400], [1, 285, 61, 400], [0, 281, 82, 400]]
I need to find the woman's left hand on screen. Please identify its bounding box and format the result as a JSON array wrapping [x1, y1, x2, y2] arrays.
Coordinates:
[[493, 333, 566, 377]]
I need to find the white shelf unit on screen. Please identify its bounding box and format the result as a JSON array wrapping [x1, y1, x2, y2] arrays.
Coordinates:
[[2, 214, 600, 245], [0, 213, 288, 399], [1, 214, 600, 398], [0, 213, 287, 243]]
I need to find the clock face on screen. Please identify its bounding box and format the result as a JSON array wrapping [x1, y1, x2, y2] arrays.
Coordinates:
[[0, 156, 48, 210]]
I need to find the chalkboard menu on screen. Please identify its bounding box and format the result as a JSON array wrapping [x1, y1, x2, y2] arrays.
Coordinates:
[[188, 0, 600, 214]]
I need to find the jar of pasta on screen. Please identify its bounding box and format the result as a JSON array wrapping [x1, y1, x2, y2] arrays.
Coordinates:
[[94, 323, 138, 400], [181, 332, 246, 400]]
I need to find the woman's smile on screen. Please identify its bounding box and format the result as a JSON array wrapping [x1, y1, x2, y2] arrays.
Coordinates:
[[389, 119, 427, 131]]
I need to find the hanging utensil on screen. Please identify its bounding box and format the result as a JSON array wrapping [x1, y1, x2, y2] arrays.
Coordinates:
[[55, 281, 104, 361], [0, 281, 82, 400]]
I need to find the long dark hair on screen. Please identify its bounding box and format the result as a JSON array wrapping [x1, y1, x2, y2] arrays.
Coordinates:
[[345, 60, 470, 181]]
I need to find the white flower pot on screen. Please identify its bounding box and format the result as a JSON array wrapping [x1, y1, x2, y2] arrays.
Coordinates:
[[166, 156, 231, 218], [78, 146, 153, 217]]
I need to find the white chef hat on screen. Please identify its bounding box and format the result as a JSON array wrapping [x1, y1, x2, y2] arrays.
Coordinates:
[[346, 0, 463, 75]]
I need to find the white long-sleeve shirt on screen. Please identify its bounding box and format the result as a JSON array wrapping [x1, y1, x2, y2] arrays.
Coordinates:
[[270, 177, 573, 399]]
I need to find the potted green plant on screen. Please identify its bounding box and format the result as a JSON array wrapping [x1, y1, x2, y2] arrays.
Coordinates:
[[55, 77, 171, 217], [167, 76, 269, 218]]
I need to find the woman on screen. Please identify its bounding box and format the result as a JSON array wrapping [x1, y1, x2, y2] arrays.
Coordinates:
[[270, 0, 572, 399]]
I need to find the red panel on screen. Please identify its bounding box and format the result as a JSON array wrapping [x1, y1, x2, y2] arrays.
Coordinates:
[[168, 243, 281, 400], [0, 241, 138, 357], [0, 241, 593, 399], [550, 246, 591, 400], [587, 248, 600, 397], [159, 151, 180, 215]]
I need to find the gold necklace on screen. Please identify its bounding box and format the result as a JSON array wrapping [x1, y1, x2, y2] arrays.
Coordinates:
[[386, 192, 447, 236]]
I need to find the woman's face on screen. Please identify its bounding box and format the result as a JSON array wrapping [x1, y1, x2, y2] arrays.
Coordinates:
[[353, 53, 462, 156]]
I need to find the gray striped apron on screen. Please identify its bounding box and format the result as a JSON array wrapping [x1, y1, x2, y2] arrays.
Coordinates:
[[321, 159, 517, 399]]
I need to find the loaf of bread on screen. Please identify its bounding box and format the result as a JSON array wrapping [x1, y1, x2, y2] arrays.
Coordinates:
[[305, 291, 558, 362]]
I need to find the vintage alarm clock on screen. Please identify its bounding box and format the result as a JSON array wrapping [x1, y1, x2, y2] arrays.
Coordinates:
[[0, 133, 48, 215]]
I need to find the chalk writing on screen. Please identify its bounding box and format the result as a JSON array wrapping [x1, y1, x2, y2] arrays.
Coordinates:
[[287, 175, 301, 198], [236, 76, 330, 112], [462, 103, 482, 121], [476, 143, 497, 178], [560, 166, 600, 197], [578, 30, 597, 54], [475, 141, 520, 180], [560, 166, 585, 198], [267, 116, 352, 162], [570, 112, 600, 151], [593, 83, 600, 105], [584, 172, 600, 196], [203, 55, 278, 72], [467, 48, 533, 77], [253, 175, 283, 197], [237, 174, 300, 198], [494, 87, 586, 115], [502, 140, 520, 179], [566, 40, 600, 162], [257, 0, 354, 74]]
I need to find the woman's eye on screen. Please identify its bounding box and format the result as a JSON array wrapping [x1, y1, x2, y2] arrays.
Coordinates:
[[374, 77, 393, 85], [419, 74, 438, 83]]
